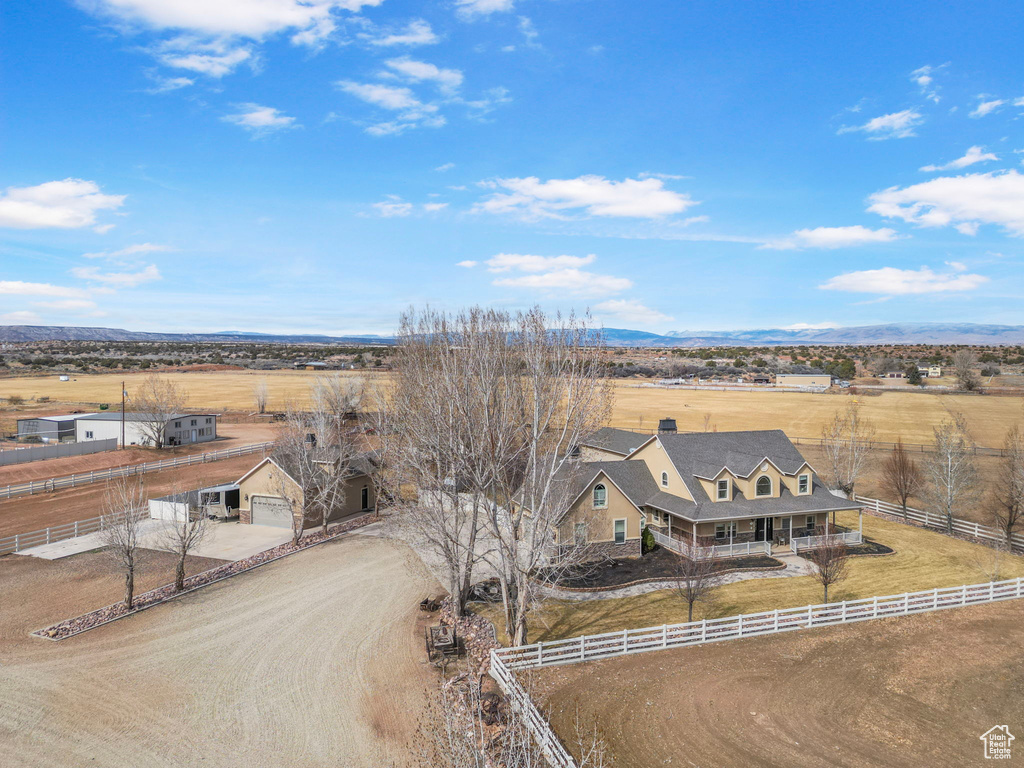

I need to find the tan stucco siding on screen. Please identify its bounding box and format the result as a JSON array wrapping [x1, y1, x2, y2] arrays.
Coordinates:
[[780, 463, 815, 496], [734, 463, 785, 499], [237, 460, 374, 528], [559, 475, 643, 544], [627, 438, 693, 500]]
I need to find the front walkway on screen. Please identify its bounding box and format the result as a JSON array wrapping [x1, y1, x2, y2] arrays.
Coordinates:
[[538, 552, 817, 602]]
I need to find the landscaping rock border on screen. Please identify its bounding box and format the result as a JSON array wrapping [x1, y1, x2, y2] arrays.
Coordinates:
[[33, 513, 380, 641], [532, 561, 788, 594], [440, 599, 500, 676]]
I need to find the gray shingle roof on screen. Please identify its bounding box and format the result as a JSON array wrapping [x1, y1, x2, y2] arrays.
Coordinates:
[[75, 412, 216, 422], [579, 427, 651, 457], [659, 429, 808, 480]]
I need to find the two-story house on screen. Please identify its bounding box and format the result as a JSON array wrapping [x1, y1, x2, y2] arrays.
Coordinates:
[[555, 427, 861, 558]]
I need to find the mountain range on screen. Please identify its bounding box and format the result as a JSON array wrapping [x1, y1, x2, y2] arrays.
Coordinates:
[[3, 323, 1024, 347]]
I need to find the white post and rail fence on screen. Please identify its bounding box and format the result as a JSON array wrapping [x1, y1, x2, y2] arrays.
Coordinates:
[[0, 508, 150, 555], [856, 494, 1024, 554], [649, 528, 772, 559], [0, 441, 273, 502], [490, 576, 1024, 767]]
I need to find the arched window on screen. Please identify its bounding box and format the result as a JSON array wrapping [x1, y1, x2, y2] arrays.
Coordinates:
[[661, 471, 669, 487], [756, 476, 772, 497], [593, 484, 607, 508]]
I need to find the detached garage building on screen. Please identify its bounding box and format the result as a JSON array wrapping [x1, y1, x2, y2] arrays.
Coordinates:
[[235, 455, 376, 529], [17, 415, 80, 442], [75, 412, 219, 447]]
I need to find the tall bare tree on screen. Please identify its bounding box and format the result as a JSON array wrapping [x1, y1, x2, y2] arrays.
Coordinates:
[[131, 375, 187, 448], [252, 379, 269, 414], [156, 487, 209, 592], [993, 425, 1024, 545], [820, 402, 875, 498], [805, 535, 850, 603], [951, 349, 980, 391], [673, 546, 719, 621], [100, 477, 148, 610], [924, 412, 978, 534], [483, 308, 613, 646], [880, 438, 923, 517]]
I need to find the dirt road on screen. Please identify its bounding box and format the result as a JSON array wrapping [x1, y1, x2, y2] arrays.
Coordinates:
[[538, 599, 1024, 768], [0, 533, 441, 767]]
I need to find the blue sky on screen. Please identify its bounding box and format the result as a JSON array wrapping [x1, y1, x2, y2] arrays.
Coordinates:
[[3, 0, 1024, 335]]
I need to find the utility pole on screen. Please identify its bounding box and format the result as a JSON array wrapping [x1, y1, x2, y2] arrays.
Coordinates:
[[120, 380, 125, 449]]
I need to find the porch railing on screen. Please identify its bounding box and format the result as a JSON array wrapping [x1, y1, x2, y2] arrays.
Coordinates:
[[791, 529, 862, 555], [651, 528, 771, 559]]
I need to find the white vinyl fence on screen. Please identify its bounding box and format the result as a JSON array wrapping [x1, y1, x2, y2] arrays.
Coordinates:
[[856, 495, 1024, 554], [0, 441, 273, 502], [791, 529, 862, 554], [0, 507, 149, 555], [493, 577, 1024, 671], [650, 527, 772, 558]]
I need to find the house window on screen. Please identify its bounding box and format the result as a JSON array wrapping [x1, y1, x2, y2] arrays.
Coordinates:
[[798, 474, 810, 494], [755, 476, 772, 497], [593, 484, 607, 508], [716, 479, 730, 500], [806, 515, 816, 531], [715, 522, 737, 540], [613, 519, 626, 544], [190, 419, 197, 426], [661, 471, 669, 487], [205, 417, 212, 424], [174, 421, 181, 428], [84, 430, 93, 439]]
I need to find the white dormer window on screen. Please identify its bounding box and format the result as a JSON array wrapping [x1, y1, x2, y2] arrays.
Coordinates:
[[798, 474, 810, 494], [716, 479, 729, 500], [661, 471, 669, 488], [755, 476, 772, 497]]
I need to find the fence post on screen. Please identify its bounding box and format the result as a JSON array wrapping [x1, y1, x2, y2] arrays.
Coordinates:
[[933, 588, 938, 608], [841, 601, 847, 621], [537, 642, 543, 665], [990, 582, 995, 601], [807, 605, 813, 626], [662, 625, 667, 648], [738, 614, 743, 637], [701, 619, 707, 643], [74, 520, 78, 536], [581, 636, 587, 660], [622, 629, 628, 653], [904, 593, 909, 613]]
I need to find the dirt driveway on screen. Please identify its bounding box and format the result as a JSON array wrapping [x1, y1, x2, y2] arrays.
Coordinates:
[[0, 534, 441, 767]]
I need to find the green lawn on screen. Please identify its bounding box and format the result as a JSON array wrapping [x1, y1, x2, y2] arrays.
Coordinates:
[[479, 510, 1024, 643]]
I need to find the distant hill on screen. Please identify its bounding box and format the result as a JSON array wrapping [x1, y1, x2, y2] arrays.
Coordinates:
[[4, 322, 1024, 347]]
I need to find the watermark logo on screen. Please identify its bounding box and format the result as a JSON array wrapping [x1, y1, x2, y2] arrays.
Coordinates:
[[980, 726, 1015, 760]]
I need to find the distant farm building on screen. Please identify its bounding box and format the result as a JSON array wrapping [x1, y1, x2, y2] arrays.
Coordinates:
[[774, 374, 832, 388]]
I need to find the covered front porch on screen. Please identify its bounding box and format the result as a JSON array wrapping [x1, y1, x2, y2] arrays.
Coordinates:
[[647, 507, 863, 558]]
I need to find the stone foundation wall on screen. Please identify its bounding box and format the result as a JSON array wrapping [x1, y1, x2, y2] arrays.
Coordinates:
[[583, 539, 641, 560]]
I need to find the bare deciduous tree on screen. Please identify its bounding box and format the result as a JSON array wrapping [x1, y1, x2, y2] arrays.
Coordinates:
[[924, 412, 978, 534], [156, 486, 209, 592], [993, 425, 1024, 545], [805, 535, 850, 603], [951, 349, 980, 391], [100, 477, 147, 610], [820, 402, 875, 498], [880, 438, 923, 517], [131, 375, 187, 448], [252, 379, 269, 414], [672, 546, 719, 621]]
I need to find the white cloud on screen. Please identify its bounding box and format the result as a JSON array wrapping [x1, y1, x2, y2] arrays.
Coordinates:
[[372, 200, 414, 217], [910, 64, 945, 102], [0, 179, 125, 230], [71, 264, 162, 287], [83, 0, 383, 39], [435, 162, 455, 172], [383, 57, 463, 94], [337, 80, 444, 134], [475, 175, 696, 219], [837, 109, 923, 140], [364, 19, 439, 46], [422, 202, 448, 212], [486, 253, 597, 272], [593, 299, 672, 326], [222, 103, 298, 134], [157, 42, 253, 77], [493, 268, 631, 296], [970, 97, 1004, 118], [456, 0, 515, 19], [83, 242, 173, 259], [920, 145, 998, 172], [0, 311, 42, 325], [762, 225, 901, 250], [819, 265, 988, 295], [781, 322, 840, 331], [456, 260, 478, 268], [146, 74, 195, 92], [0, 281, 91, 298], [868, 170, 1024, 237], [518, 16, 539, 47]]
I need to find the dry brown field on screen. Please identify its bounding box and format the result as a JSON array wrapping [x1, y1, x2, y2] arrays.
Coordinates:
[[3, 370, 1023, 445], [0, 534, 440, 767], [537, 599, 1024, 768]]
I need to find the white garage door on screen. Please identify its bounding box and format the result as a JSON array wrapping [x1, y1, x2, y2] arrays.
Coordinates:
[[251, 495, 293, 528]]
